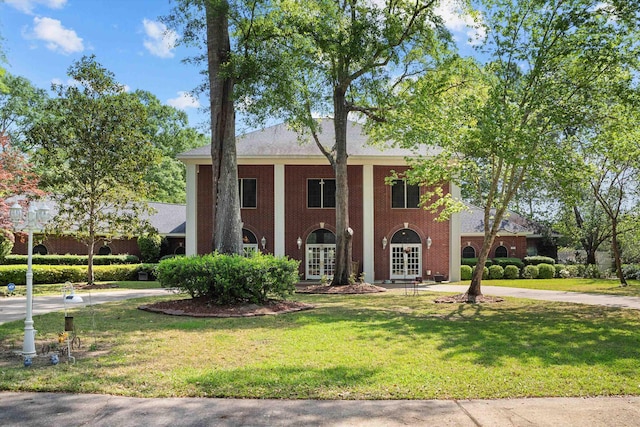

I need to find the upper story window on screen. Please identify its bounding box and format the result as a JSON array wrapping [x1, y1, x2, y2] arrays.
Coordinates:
[[391, 179, 420, 209], [308, 178, 336, 208], [239, 178, 257, 208]]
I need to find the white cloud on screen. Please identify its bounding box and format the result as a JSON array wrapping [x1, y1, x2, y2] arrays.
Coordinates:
[[167, 92, 200, 110], [436, 2, 486, 46], [6, 0, 66, 14], [30, 17, 84, 54], [142, 19, 179, 58]]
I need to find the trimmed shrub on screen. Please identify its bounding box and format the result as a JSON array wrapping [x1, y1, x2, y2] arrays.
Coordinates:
[[461, 258, 493, 267], [472, 265, 489, 280], [583, 264, 601, 279], [522, 264, 539, 279], [1, 254, 139, 265], [138, 233, 162, 263], [460, 265, 472, 280], [564, 264, 580, 278], [622, 264, 640, 280], [156, 252, 300, 304], [537, 263, 555, 279], [488, 265, 504, 279], [554, 264, 564, 277], [0, 229, 14, 259], [523, 256, 555, 266], [492, 257, 524, 269], [504, 265, 520, 279], [0, 264, 141, 285]]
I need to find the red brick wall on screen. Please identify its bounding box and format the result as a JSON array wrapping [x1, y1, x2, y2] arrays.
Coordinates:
[[12, 234, 141, 257], [460, 236, 528, 260], [196, 165, 214, 254], [373, 166, 450, 281], [284, 165, 363, 277], [239, 165, 275, 253]]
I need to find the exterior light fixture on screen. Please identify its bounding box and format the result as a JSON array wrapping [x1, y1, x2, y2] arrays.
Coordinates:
[[9, 201, 51, 360], [382, 236, 388, 249], [426, 236, 432, 249], [261, 236, 267, 250], [297, 236, 302, 249]]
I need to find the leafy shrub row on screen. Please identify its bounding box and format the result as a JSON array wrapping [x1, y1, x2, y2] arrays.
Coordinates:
[[156, 252, 300, 304], [462, 257, 525, 268], [1, 254, 140, 266], [523, 256, 555, 266], [0, 264, 145, 285], [622, 264, 640, 280], [460, 262, 605, 279]]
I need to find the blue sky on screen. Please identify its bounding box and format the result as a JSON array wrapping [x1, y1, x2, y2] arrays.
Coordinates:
[[0, 0, 207, 127], [0, 0, 481, 134]]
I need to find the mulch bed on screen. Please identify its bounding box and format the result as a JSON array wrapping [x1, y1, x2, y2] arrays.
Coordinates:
[[139, 297, 314, 318], [434, 293, 504, 303], [296, 283, 387, 294]]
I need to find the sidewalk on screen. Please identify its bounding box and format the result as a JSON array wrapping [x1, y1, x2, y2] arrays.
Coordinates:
[[1, 392, 639, 426]]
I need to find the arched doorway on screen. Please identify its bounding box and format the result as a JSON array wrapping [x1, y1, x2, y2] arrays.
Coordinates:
[[495, 245, 508, 258], [32, 244, 48, 255], [462, 246, 476, 259], [390, 229, 422, 280], [305, 229, 336, 280], [98, 245, 112, 255], [242, 229, 258, 256]]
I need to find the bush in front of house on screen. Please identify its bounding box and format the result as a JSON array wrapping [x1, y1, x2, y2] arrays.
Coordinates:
[[492, 257, 524, 269], [537, 263, 555, 279], [622, 264, 640, 280], [0, 264, 141, 284], [0, 229, 15, 259], [156, 252, 300, 304], [488, 265, 504, 279], [461, 258, 493, 267], [522, 264, 539, 279], [138, 233, 162, 263], [460, 265, 473, 280], [1, 254, 140, 265], [504, 264, 520, 279], [472, 265, 489, 280], [523, 256, 556, 266]]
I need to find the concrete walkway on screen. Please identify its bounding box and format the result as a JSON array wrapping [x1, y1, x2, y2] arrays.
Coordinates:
[[2, 286, 640, 426], [1, 391, 639, 426]]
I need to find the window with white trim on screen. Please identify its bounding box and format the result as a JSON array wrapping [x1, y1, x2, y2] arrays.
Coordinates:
[[238, 178, 257, 208], [391, 179, 420, 208]]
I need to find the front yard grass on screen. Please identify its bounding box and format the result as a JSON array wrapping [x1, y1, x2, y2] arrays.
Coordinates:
[[1, 290, 639, 399], [455, 278, 640, 297]]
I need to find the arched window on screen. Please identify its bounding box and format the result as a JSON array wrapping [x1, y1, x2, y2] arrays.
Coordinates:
[[32, 244, 48, 255], [462, 246, 476, 259], [98, 245, 112, 255], [390, 228, 421, 244], [306, 228, 336, 244], [390, 229, 422, 279], [174, 246, 185, 255], [495, 245, 508, 258], [242, 228, 258, 256]]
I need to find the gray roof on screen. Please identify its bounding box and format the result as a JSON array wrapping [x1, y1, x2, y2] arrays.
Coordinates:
[[147, 202, 186, 235], [179, 119, 436, 160], [459, 204, 545, 236]]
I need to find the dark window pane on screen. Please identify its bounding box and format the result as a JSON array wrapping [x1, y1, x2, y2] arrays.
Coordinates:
[[462, 246, 476, 258], [495, 246, 508, 258], [391, 179, 405, 208], [242, 178, 257, 208], [406, 183, 420, 208], [323, 179, 336, 208], [308, 179, 321, 207]]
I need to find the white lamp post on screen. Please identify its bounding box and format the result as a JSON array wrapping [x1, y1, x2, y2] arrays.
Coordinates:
[[9, 201, 50, 360]]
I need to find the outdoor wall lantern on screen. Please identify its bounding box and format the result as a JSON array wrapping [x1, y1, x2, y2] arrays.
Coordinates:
[[382, 236, 388, 249], [9, 201, 51, 361], [261, 236, 267, 250], [297, 236, 302, 249], [426, 236, 432, 249]]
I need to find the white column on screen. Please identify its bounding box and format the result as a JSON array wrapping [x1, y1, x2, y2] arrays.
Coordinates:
[[185, 163, 198, 256], [362, 165, 375, 282], [449, 182, 462, 281], [274, 164, 285, 256]]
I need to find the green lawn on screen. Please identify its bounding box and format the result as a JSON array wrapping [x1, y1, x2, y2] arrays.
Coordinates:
[[2, 281, 162, 297], [1, 290, 639, 399], [453, 278, 640, 297]]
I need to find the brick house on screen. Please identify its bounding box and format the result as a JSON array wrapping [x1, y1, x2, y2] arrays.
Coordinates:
[[179, 120, 462, 282]]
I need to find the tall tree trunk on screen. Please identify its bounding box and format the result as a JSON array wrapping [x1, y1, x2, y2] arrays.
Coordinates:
[[611, 220, 627, 287], [331, 88, 352, 285], [87, 241, 95, 285], [466, 232, 495, 301], [206, 0, 242, 255]]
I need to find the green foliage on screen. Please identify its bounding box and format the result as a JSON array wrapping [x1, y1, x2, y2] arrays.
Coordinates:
[[524, 256, 556, 266], [0, 228, 14, 259], [460, 264, 473, 280], [1, 254, 139, 265], [583, 264, 602, 279], [537, 263, 555, 280], [156, 252, 300, 304], [138, 233, 162, 263], [622, 264, 640, 281], [488, 264, 504, 280], [0, 72, 48, 149], [492, 257, 524, 269], [0, 264, 141, 284], [461, 258, 493, 267], [472, 265, 489, 280], [522, 265, 539, 279], [503, 265, 520, 280]]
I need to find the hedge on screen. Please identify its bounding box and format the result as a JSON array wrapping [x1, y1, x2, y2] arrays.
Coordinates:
[[523, 256, 555, 266], [504, 265, 520, 279], [461, 258, 493, 267], [460, 265, 472, 280], [0, 264, 144, 285], [1, 254, 140, 266], [522, 264, 539, 279], [156, 252, 300, 304], [492, 257, 524, 269], [472, 265, 489, 280], [488, 265, 504, 279], [537, 263, 555, 279]]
